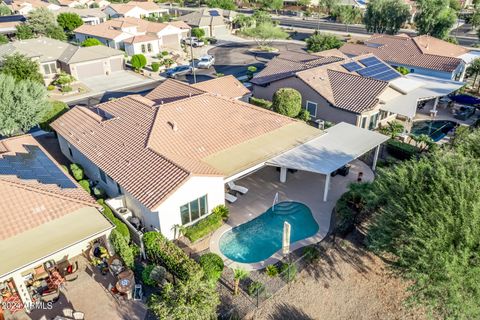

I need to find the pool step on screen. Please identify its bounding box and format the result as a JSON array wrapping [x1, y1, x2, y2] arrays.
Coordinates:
[[273, 202, 305, 215]]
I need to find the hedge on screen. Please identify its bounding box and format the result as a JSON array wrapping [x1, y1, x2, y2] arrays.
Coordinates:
[[184, 205, 229, 243], [199, 253, 224, 283], [250, 97, 272, 110], [97, 199, 130, 242], [335, 193, 355, 236], [386, 139, 420, 160], [143, 231, 203, 281], [110, 229, 134, 268]]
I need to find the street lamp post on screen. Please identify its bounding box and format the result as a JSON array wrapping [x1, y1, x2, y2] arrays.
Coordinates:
[[189, 33, 197, 84]]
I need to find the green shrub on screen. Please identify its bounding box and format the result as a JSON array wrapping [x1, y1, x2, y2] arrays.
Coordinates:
[[161, 58, 174, 68], [213, 205, 229, 220], [184, 207, 225, 242], [280, 262, 297, 282], [110, 229, 134, 268], [47, 84, 55, 91], [396, 66, 410, 75], [143, 231, 203, 281], [272, 88, 302, 118], [297, 109, 310, 122], [191, 27, 205, 38], [265, 264, 278, 277], [78, 179, 90, 194], [97, 199, 130, 242], [161, 50, 169, 56], [39, 101, 69, 131], [215, 72, 224, 77], [303, 246, 320, 263], [250, 96, 272, 109], [199, 253, 224, 283], [61, 165, 69, 172], [92, 186, 106, 199], [131, 54, 147, 71], [69, 163, 84, 181], [61, 85, 73, 93], [247, 281, 265, 296], [151, 62, 160, 72], [142, 264, 157, 286], [386, 139, 420, 160]]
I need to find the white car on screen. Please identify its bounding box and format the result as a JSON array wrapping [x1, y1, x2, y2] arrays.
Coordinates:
[[196, 55, 215, 69], [181, 37, 205, 47]]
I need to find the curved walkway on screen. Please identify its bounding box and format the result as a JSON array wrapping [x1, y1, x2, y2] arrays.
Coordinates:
[[210, 160, 374, 271]]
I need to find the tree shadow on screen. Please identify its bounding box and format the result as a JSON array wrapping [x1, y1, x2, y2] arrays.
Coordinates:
[[267, 302, 315, 320]]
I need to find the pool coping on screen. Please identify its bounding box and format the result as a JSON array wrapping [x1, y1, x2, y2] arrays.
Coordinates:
[[209, 200, 330, 271]]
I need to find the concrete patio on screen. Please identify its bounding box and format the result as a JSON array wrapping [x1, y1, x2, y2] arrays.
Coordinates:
[[414, 98, 479, 126], [210, 160, 374, 270], [11, 256, 147, 320]]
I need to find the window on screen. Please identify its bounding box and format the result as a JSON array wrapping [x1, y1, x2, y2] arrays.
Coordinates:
[[68, 146, 73, 157], [379, 110, 388, 120], [305, 101, 317, 118], [369, 113, 379, 130], [147, 43, 152, 52], [179, 195, 208, 225], [99, 168, 107, 183], [42, 62, 57, 75], [141, 44, 146, 53], [360, 117, 367, 128]]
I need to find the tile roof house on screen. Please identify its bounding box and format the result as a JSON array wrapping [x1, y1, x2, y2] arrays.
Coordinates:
[[54, 7, 107, 26], [0, 134, 113, 310], [9, 0, 60, 14], [51, 77, 321, 239], [74, 17, 189, 55], [0, 14, 25, 35], [104, 1, 168, 19], [252, 50, 409, 129], [54, 0, 110, 8], [0, 37, 125, 82], [340, 34, 469, 80], [179, 8, 232, 37]]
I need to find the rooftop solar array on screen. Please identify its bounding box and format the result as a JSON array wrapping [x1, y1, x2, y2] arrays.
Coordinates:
[[0, 145, 76, 188], [341, 57, 401, 82]]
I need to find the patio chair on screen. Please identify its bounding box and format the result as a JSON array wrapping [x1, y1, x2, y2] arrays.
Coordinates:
[[65, 261, 79, 282], [227, 181, 248, 195], [225, 193, 237, 203], [40, 288, 59, 303], [63, 308, 74, 317], [73, 311, 85, 319]]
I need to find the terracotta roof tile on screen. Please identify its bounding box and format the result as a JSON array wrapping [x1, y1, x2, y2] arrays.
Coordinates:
[[340, 34, 464, 72], [0, 135, 100, 240], [146, 79, 206, 104], [192, 75, 249, 99]]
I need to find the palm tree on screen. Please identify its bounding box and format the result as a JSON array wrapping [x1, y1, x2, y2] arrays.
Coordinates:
[[467, 58, 480, 91], [233, 268, 249, 295], [380, 120, 404, 139], [171, 224, 186, 241]]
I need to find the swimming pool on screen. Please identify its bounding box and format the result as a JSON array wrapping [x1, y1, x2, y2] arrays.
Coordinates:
[[411, 120, 457, 142], [219, 202, 319, 264]]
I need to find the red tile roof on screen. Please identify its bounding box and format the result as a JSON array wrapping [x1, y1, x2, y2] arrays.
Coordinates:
[[192, 75, 250, 99], [0, 135, 100, 240], [340, 34, 465, 72]]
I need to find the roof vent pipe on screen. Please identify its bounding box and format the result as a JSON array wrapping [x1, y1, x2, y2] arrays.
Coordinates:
[[168, 121, 178, 132]]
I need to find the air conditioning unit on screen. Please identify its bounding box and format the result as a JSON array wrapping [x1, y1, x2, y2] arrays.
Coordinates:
[[117, 207, 132, 219], [315, 119, 325, 130]]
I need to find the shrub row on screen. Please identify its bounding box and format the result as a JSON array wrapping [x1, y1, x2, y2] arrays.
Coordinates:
[[199, 253, 224, 284], [184, 205, 229, 243], [143, 231, 203, 281], [250, 97, 272, 110], [386, 139, 420, 160], [335, 193, 355, 236], [97, 199, 130, 242]]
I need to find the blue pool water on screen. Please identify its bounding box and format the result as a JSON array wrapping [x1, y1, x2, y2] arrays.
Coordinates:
[[411, 120, 457, 142], [219, 202, 319, 263]]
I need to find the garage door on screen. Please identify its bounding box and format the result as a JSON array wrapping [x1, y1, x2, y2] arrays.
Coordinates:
[[110, 57, 124, 72], [213, 25, 229, 37], [162, 34, 180, 50], [75, 61, 104, 79]]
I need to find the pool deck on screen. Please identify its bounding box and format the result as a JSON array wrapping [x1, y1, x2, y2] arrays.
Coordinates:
[[210, 160, 374, 270]]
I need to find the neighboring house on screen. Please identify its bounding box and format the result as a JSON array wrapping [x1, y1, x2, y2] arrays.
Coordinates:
[[191, 75, 251, 101], [0, 15, 25, 36], [251, 50, 463, 128], [55, 0, 110, 8], [74, 17, 189, 55], [0, 134, 113, 313], [51, 78, 325, 240], [9, 0, 60, 15], [179, 8, 232, 37], [340, 34, 470, 81], [0, 37, 125, 83], [54, 7, 107, 25], [104, 1, 167, 19]]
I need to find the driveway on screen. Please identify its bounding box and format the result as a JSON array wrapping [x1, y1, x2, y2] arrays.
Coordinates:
[[82, 71, 156, 93]]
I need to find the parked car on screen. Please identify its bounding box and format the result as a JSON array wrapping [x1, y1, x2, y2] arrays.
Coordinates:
[[166, 65, 192, 78], [196, 55, 215, 69], [181, 37, 205, 47]]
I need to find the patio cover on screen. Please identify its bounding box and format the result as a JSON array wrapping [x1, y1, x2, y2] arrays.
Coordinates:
[[266, 122, 389, 175], [380, 74, 464, 119], [0, 207, 112, 280]]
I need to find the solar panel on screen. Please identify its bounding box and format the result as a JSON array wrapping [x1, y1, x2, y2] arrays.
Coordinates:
[[342, 62, 363, 72], [357, 64, 390, 77], [372, 70, 401, 81], [359, 57, 382, 67]]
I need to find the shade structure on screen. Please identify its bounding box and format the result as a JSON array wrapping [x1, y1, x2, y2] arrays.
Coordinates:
[[380, 74, 464, 118], [266, 122, 389, 175]]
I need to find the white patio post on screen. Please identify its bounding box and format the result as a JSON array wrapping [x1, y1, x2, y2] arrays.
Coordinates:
[[372, 145, 380, 171], [432, 97, 439, 112], [459, 65, 467, 82], [280, 167, 287, 183], [323, 174, 330, 202]]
